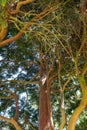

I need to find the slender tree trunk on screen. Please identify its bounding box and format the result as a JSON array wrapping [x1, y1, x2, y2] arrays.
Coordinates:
[[67, 76, 87, 130], [67, 94, 87, 130], [39, 59, 54, 130]]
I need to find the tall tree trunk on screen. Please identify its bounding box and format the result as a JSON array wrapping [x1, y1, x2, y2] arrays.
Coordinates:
[[39, 60, 54, 130]]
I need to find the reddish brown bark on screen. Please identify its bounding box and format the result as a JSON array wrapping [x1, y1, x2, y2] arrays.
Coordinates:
[[82, 0, 87, 20], [39, 59, 54, 130]]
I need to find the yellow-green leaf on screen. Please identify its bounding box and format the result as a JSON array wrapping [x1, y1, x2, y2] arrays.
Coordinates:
[[0, 0, 7, 7]]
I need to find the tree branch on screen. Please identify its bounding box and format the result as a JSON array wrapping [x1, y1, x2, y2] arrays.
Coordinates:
[[0, 90, 19, 122], [0, 116, 23, 130], [81, 0, 87, 21], [0, 2, 59, 47], [0, 28, 8, 41], [10, 0, 34, 14]]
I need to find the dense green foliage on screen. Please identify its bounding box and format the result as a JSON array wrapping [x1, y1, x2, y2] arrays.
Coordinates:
[[0, 0, 87, 130]]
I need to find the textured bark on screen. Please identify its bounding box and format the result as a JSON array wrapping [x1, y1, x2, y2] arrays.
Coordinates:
[[39, 60, 54, 130]]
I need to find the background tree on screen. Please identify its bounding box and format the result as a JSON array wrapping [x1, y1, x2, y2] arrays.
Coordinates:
[[0, 0, 87, 130]]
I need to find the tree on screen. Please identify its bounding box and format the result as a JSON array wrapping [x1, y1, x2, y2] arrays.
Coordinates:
[[0, 0, 87, 130]]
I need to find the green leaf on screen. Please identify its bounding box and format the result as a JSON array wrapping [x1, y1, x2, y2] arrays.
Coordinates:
[[0, 0, 7, 7]]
